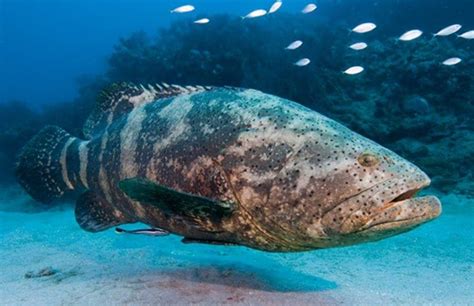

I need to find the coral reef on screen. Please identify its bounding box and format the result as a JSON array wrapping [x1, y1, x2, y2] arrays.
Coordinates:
[[1, 14, 473, 198]]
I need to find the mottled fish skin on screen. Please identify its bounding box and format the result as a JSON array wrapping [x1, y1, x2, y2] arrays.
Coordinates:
[[36, 86, 441, 252]]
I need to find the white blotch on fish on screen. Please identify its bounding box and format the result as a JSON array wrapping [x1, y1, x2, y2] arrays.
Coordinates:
[[434, 24, 462, 37], [344, 66, 364, 75], [294, 58, 311, 66], [268, 1, 282, 14], [302, 3, 317, 14], [352, 22, 377, 34], [459, 30, 474, 39], [170, 5, 195, 13], [399, 29, 423, 41], [442, 57, 462, 66], [285, 40, 303, 50], [194, 18, 210, 24], [349, 42, 368, 50], [243, 9, 267, 19]]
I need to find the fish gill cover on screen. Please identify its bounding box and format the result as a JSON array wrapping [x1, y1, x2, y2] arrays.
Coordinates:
[[0, 1, 473, 201]]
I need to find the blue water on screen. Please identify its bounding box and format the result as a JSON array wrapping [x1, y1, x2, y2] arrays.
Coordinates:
[[2, 0, 473, 106], [1, 0, 473, 305]]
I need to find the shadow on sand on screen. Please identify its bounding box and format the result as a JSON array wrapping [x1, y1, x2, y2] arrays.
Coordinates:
[[111, 233, 337, 293], [156, 262, 337, 293]]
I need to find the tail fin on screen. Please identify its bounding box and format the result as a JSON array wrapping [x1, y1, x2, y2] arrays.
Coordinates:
[[16, 125, 76, 204]]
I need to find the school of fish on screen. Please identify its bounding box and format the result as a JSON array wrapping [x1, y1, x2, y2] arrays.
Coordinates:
[[170, 1, 470, 72]]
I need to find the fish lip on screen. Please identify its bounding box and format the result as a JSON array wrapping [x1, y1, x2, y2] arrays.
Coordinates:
[[321, 174, 440, 238], [369, 169, 431, 206], [385, 178, 430, 207], [359, 195, 442, 233], [359, 176, 442, 232]]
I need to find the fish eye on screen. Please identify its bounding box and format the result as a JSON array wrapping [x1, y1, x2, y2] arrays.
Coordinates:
[[357, 153, 379, 167]]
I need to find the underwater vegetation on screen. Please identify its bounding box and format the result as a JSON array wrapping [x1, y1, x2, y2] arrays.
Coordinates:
[[2, 14, 473, 198]]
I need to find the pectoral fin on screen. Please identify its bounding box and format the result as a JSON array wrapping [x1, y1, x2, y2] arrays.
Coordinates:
[[118, 178, 236, 223]]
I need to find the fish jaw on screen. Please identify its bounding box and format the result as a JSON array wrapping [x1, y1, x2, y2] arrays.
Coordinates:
[[318, 172, 442, 247], [318, 196, 441, 248], [355, 195, 441, 237]]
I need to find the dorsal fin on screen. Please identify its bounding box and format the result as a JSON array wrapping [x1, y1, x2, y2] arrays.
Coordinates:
[[83, 82, 212, 139]]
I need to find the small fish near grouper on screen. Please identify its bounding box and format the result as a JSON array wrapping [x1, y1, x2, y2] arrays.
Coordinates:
[[170, 5, 195, 14], [115, 227, 170, 236], [242, 9, 267, 19], [351, 22, 377, 34], [268, 1, 283, 14], [193, 18, 210, 25], [399, 29, 423, 42], [301, 3, 317, 14], [344, 66, 365, 75], [349, 42, 368, 51], [294, 58, 311, 67], [434, 24, 462, 37], [285, 40, 303, 50], [16, 84, 442, 252]]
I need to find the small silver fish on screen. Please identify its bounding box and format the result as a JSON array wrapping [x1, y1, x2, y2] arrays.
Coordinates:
[[352, 22, 377, 34], [194, 18, 210, 24], [268, 1, 283, 14], [170, 5, 195, 13], [243, 9, 267, 19], [115, 227, 170, 236], [434, 24, 462, 37], [285, 40, 303, 50], [344, 66, 364, 75], [302, 3, 317, 14], [442, 57, 462, 66], [349, 42, 368, 50], [459, 30, 474, 40], [399, 29, 423, 41], [294, 58, 311, 66]]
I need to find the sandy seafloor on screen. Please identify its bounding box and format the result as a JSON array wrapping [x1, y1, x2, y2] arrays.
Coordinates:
[[0, 187, 473, 305]]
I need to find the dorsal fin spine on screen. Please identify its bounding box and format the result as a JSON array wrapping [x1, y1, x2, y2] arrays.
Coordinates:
[[83, 82, 212, 138]]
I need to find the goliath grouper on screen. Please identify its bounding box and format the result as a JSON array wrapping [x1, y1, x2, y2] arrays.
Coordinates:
[[16, 83, 441, 252]]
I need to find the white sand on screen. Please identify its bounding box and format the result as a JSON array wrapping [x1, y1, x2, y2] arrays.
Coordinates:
[[0, 189, 473, 305]]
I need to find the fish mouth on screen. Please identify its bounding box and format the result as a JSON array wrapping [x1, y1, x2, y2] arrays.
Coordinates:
[[391, 187, 424, 203], [359, 180, 442, 234]]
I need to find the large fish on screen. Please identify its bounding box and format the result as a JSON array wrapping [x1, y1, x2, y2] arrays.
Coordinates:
[[16, 84, 441, 252]]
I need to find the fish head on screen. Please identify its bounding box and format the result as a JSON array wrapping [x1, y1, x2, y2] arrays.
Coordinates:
[[224, 90, 440, 251], [261, 112, 441, 250], [316, 145, 441, 247], [300, 126, 442, 248]]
